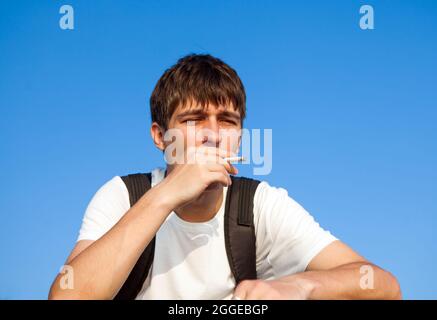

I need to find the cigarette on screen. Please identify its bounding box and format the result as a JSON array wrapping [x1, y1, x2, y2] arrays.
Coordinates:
[[224, 156, 245, 163]]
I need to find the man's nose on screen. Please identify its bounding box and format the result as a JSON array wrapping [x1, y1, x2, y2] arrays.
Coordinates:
[[199, 119, 222, 146]]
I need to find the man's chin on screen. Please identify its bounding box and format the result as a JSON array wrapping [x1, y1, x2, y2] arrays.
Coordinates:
[[205, 183, 225, 192]]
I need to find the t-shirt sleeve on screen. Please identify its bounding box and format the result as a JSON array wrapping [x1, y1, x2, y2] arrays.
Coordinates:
[[77, 176, 131, 242], [254, 181, 338, 279]]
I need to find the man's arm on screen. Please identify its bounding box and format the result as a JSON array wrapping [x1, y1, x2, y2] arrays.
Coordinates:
[[292, 240, 401, 299], [48, 185, 173, 300], [233, 240, 402, 300], [49, 150, 236, 300]]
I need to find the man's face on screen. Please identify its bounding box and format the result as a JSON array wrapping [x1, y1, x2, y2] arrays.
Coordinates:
[[161, 101, 242, 165]]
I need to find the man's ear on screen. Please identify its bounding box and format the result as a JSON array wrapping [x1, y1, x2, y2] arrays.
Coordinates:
[[150, 122, 166, 151]]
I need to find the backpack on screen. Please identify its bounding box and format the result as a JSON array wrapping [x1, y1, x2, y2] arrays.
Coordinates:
[[114, 172, 261, 300]]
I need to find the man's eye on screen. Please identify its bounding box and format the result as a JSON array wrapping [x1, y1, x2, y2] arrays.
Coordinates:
[[220, 119, 237, 125], [183, 118, 202, 123]]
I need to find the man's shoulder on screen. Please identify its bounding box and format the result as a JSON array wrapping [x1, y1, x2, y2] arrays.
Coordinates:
[[117, 167, 166, 186], [249, 178, 304, 215], [89, 175, 129, 205]]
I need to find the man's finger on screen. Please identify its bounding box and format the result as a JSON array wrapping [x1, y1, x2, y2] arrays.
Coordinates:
[[201, 154, 238, 175], [219, 157, 238, 175]]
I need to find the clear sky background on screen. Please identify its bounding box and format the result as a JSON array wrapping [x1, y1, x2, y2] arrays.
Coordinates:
[[0, 0, 436, 299]]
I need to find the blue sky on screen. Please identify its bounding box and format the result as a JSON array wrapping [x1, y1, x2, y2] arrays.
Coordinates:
[[0, 0, 436, 299]]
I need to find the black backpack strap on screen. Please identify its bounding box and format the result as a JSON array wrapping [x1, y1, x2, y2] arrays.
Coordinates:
[[114, 172, 155, 300], [115, 172, 260, 299], [224, 176, 261, 284]]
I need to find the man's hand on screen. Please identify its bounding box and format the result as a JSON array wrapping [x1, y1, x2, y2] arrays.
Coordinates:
[[232, 259, 402, 300], [157, 146, 238, 210], [233, 277, 317, 300]]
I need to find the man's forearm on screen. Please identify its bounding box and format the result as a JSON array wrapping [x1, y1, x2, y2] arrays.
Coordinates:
[[282, 262, 402, 300], [49, 185, 173, 300]]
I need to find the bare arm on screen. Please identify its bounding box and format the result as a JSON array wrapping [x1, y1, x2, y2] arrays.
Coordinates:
[[48, 185, 172, 300], [288, 240, 401, 299], [49, 148, 236, 300], [234, 241, 401, 300]]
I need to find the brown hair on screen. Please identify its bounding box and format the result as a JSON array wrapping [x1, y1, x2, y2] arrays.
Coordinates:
[[150, 53, 246, 129]]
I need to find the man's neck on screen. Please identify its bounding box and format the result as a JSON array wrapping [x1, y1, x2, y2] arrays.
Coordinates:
[[174, 187, 224, 223]]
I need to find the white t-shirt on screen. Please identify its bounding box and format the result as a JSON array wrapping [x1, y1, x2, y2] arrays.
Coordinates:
[[77, 167, 337, 300]]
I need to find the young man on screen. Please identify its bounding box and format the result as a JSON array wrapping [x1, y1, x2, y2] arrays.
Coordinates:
[[49, 54, 401, 300]]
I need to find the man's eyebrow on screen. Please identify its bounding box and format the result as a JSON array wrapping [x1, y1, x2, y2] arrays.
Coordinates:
[[176, 109, 206, 119], [175, 109, 241, 121], [219, 110, 241, 120]]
